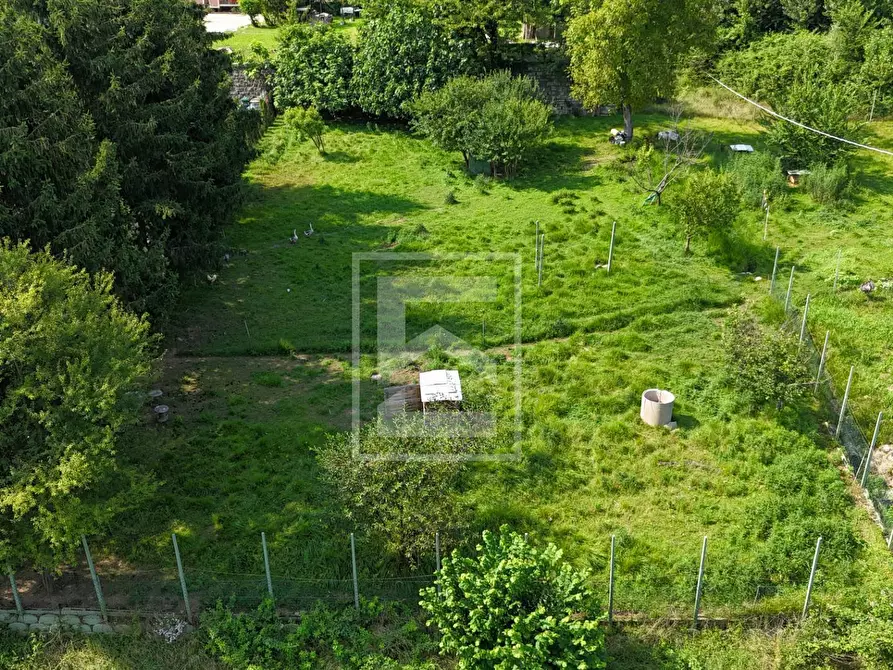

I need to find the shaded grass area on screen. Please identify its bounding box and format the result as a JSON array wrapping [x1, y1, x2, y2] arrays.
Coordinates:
[[72, 114, 892, 632]]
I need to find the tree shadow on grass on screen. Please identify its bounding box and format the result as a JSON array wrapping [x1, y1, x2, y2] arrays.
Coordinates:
[[606, 627, 680, 670]]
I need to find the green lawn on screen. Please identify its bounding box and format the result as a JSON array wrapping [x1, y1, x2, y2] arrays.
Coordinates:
[[63, 111, 888, 625], [9, 107, 889, 667], [213, 19, 364, 54]]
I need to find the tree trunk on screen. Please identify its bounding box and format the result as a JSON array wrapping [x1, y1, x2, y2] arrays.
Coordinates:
[[622, 103, 633, 142], [684, 234, 692, 254], [462, 151, 469, 171]]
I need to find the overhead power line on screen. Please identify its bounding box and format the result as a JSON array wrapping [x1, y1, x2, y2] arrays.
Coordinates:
[[706, 74, 893, 158]]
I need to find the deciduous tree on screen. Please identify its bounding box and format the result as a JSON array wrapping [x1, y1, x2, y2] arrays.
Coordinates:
[[566, 0, 716, 140], [0, 241, 157, 569], [676, 169, 741, 253]]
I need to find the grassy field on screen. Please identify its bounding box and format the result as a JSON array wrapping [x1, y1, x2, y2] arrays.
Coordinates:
[[213, 19, 364, 54], [8, 105, 892, 667]]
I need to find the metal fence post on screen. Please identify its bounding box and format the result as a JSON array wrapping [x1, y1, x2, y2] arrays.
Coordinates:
[[802, 537, 823, 619], [799, 294, 811, 344], [769, 247, 780, 295], [607, 221, 616, 273], [261, 532, 274, 600], [172, 533, 192, 622], [814, 331, 830, 394], [608, 535, 615, 625], [784, 266, 796, 312], [836, 366, 855, 439], [8, 573, 23, 617], [861, 412, 884, 488], [350, 532, 360, 611], [435, 531, 442, 596], [81, 536, 108, 622], [763, 204, 769, 241], [693, 536, 707, 628]]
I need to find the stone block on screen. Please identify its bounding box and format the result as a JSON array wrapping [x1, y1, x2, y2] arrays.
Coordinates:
[[79, 624, 94, 634], [83, 614, 103, 626], [29, 623, 50, 633], [0, 611, 15, 623], [20, 614, 38, 624], [92, 623, 114, 634], [38, 613, 59, 625], [8, 622, 28, 634], [60, 614, 82, 626]]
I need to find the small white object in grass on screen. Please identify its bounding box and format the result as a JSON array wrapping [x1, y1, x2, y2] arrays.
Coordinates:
[[287, 288, 291, 293], [754, 276, 762, 281], [729, 144, 754, 152], [371, 373, 382, 382]]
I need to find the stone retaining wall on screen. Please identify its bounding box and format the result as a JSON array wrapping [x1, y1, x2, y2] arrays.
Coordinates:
[[0, 608, 191, 635]]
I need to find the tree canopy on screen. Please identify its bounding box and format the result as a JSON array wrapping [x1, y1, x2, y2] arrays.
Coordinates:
[[2, 0, 257, 322], [0, 242, 156, 569], [566, 0, 717, 139]]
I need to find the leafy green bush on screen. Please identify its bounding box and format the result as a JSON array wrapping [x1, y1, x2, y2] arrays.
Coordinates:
[[411, 72, 552, 179], [722, 308, 809, 409], [315, 418, 485, 564], [725, 152, 787, 208], [763, 75, 863, 168], [420, 526, 606, 669], [676, 169, 741, 252], [239, 0, 261, 25], [803, 161, 851, 205], [274, 25, 354, 113], [352, 4, 478, 118], [283, 106, 326, 154], [786, 605, 893, 669]]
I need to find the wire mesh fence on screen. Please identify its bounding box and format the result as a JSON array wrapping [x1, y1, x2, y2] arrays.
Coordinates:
[[769, 264, 892, 540]]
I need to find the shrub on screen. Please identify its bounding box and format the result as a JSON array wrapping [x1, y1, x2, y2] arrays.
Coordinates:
[[240, 0, 261, 26], [352, 3, 478, 118], [726, 152, 787, 208], [274, 25, 354, 113], [315, 418, 484, 564], [722, 308, 809, 409], [420, 526, 606, 669], [283, 106, 326, 154], [803, 161, 851, 205], [676, 169, 741, 253], [411, 72, 552, 179]]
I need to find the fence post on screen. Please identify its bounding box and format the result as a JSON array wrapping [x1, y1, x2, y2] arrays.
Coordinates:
[[8, 573, 23, 617], [784, 267, 796, 312], [860, 412, 884, 488], [350, 532, 360, 611], [171, 533, 192, 622], [533, 221, 539, 270], [763, 205, 769, 241], [81, 536, 108, 623], [833, 249, 842, 292], [261, 532, 274, 600], [693, 536, 707, 628], [802, 537, 823, 619], [814, 331, 830, 394], [608, 535, 615, 625], [799, 294, 811, 345], [435, 531, 442, 596], [888, 529, 893, 551], [769, 247, 780, 295], [537, 234, 545, 287], [836, 366, 855, 439], [607, 221, 616, 273]]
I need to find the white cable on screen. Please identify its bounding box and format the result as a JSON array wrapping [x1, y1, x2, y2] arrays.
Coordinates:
[[706, 74, 893, 158]]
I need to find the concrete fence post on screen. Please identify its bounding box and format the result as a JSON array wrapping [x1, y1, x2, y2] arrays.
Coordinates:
[[435, 531, 442, 596], [171, 533, 192, 622], [836, 366, 855, 439], [693, 536, 707, 628], [8, 573, 22, 617], [799, 294, 811, 345], [802, 537, 823, 619], [769, 247, 780, 295], [814, 331, 830, 394], [261, 532, 273, 600], [350, 533, 360, 611], [861, 412, 883, 488], [81, 536, 108, 622], [784, 267, 796, 312], [607, 221, 616, 273]]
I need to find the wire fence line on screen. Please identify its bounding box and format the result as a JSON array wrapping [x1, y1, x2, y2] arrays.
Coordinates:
[[768, 254, 892, 542]]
